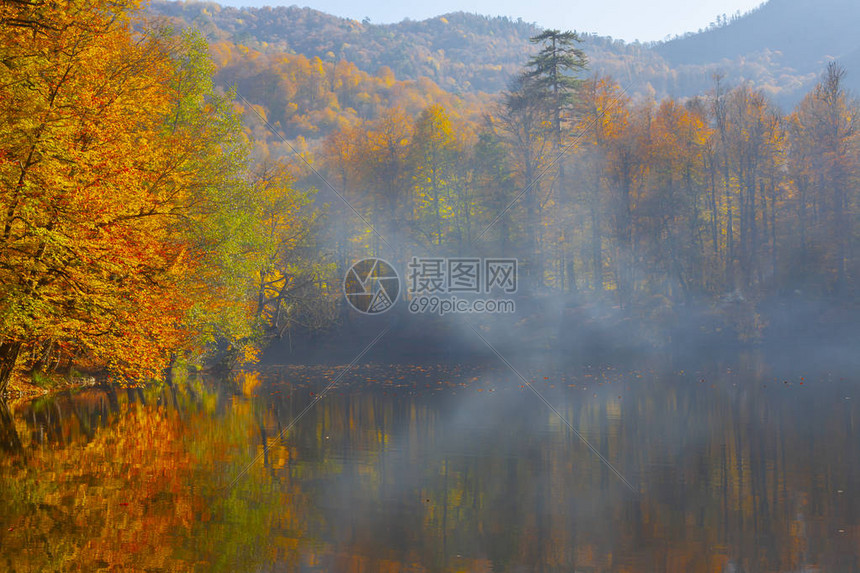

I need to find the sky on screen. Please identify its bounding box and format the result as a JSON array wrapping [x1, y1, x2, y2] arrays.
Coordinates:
[[217, 0, 768, 43]]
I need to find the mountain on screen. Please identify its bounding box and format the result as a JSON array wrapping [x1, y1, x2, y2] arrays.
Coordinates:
[[147, 0, 860, 108], [655, 0, 860, 101], [148, 2, 541, 93], [657, 0, 860, 71], [145, 2, 703, 104]]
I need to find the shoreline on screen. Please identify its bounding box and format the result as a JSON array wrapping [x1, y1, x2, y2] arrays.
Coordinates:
[[2, 373, 101, 405]]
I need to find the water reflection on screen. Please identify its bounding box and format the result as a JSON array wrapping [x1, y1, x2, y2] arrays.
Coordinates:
[[1, 360, 859, 572]]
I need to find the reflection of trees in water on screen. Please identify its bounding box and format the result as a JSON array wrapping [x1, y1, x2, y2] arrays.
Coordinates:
[[1, 365, 860, 572], [251, 365, 860, 572], [0, 400, 21, 453], [0, 379, 311, 572]]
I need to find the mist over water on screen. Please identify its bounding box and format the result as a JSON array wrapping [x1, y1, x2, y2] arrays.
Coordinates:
[[3, 343, 860, 571]]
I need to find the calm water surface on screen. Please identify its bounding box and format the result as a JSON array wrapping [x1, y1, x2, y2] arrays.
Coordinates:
[[1, 358, 858, 572]]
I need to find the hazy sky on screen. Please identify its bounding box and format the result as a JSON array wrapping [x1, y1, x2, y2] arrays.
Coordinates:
[[217, 0, 767, 42]]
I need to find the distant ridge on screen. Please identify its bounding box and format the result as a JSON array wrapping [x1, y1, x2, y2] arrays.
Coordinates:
[[148, 2, 542, 93], [656, 0, 860, 80], [148, 0, 860, 105]]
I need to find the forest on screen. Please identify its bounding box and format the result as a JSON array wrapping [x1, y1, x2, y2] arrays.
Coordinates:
[[4, 2, 860, 571], [0, 0, 329, 392], [1, 0, 859, 392]]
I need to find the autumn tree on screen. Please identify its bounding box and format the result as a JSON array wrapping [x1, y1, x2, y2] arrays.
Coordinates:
[[522, 30, 587, 290], [472, 126, 517, 254], [576, 77, 645, 302], [0, 0, 193, 389], [252, 161, 337, 340], [321, 125, 364, 275], [0, 2, 294, 389], [643, 99, 710, 302], [353, 107, 413, 260], [411, 105, 463, 250], [496, 74, 553, 289], [789, 63, 858, 293]]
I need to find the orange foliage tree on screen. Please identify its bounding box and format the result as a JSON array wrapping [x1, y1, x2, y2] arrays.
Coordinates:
[[0, 1, 279, 389]]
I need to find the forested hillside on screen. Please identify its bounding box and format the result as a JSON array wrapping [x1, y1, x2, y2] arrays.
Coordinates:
[[149, 1, 540, 93], [657, 0, 860, 71], [656, 0, 860, 102], [146, 2, 680, 100], [305, 63, 860, 344], [148, 0, 860, 107], [209, 42, 487, 144]]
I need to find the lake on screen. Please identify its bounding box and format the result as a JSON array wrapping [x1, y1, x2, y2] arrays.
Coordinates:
[[1, 357, 858, 572]]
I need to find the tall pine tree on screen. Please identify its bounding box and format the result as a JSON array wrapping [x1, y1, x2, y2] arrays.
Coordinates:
[[524, 30, 588, 159]]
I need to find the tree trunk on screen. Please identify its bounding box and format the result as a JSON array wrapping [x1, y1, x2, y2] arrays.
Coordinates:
[[0, 341, 23, 395], [590, 180, 602, 291]]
